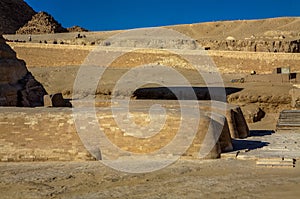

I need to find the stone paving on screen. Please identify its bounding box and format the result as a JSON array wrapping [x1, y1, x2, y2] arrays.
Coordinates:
[[222, 130, 300, 163]]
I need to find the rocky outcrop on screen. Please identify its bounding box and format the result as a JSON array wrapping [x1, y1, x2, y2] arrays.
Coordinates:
[[67, 26, 88, 32], [0, 35, 47, 106], [16, 12, 67, 34], [199, 39, 300, 53], [241, 104, 266, 123], [0, 0, 36, 34]]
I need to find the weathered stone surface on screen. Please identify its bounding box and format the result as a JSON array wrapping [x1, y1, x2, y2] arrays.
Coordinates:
[[44, 93, 71, 107], [242, 104, 266, 123], [0, 35, 17, 59], [0, 108, 94, 162], [16, 12, 67, 34], [0, 35, 47, 107], [199, 39, 300, 53], [0, 0, 36, 34], [289, 88, 300, 108], [0, 101, 238, 162]]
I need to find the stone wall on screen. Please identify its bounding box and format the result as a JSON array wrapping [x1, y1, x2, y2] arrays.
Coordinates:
[[0, 101, 249, 162]]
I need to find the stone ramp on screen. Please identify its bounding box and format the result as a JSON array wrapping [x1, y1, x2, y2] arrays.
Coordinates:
[[276, 110, 300, 132]]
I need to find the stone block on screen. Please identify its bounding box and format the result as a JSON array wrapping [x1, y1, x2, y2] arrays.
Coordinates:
[[290, 88, 300, 108], [44, 93, 71, 107]]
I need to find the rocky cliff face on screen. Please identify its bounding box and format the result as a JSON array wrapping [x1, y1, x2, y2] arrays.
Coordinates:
[[0, 35, 47, 106], [199, 39, 300, 53], [0, 0, 36, 34], [16, 12, 67, 34]]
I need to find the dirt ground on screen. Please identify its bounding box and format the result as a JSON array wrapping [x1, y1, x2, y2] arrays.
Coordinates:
[[0, 159, 300, 199]]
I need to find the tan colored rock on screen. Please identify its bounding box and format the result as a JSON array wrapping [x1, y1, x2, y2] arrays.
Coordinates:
[[44, 93, 71, 107], [241, 104, 266, 123], [290, 88, 300, 108]]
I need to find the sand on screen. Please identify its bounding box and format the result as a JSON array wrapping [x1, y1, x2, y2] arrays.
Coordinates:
[[1, 159, 300, 199]]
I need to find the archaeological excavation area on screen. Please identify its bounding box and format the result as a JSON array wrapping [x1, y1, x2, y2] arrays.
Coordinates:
[[1, 0, 300, 197]]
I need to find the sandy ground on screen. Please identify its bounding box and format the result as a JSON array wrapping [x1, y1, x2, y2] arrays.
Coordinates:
[[1, 159, 300, 199]]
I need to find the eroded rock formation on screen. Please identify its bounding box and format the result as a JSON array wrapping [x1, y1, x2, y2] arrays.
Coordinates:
[[0, 35, 47, 106], [199, 39, 300, 53]]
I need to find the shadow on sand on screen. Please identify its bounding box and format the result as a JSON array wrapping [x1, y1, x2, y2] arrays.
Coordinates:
[[249, 130, 275, 137], [231, 130, 274, 151], [232, 140, 269, 151]]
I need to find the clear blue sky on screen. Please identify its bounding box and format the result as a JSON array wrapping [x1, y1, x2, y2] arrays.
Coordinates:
[[24, 0, 300, 31]]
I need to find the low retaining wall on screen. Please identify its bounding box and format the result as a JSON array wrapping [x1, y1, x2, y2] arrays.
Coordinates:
[[0, 100, 249, 162]]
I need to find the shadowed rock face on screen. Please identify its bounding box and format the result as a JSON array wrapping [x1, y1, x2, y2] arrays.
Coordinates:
[[0, 35, 47, 106], [0, 0, 36, 34]]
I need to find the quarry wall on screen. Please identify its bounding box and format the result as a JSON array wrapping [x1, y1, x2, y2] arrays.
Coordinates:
[[199, 39, 300, 53]]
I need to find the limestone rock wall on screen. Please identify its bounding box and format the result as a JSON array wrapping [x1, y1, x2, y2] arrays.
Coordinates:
[[199, 39, 300, 53], [0, 35, 47, 106]]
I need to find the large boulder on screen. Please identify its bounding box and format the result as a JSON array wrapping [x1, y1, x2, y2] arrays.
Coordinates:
[[0, 35, 47, 106]]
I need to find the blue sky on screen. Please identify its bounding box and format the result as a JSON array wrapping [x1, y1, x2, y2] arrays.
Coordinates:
[[25, 0, 300, 31]]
